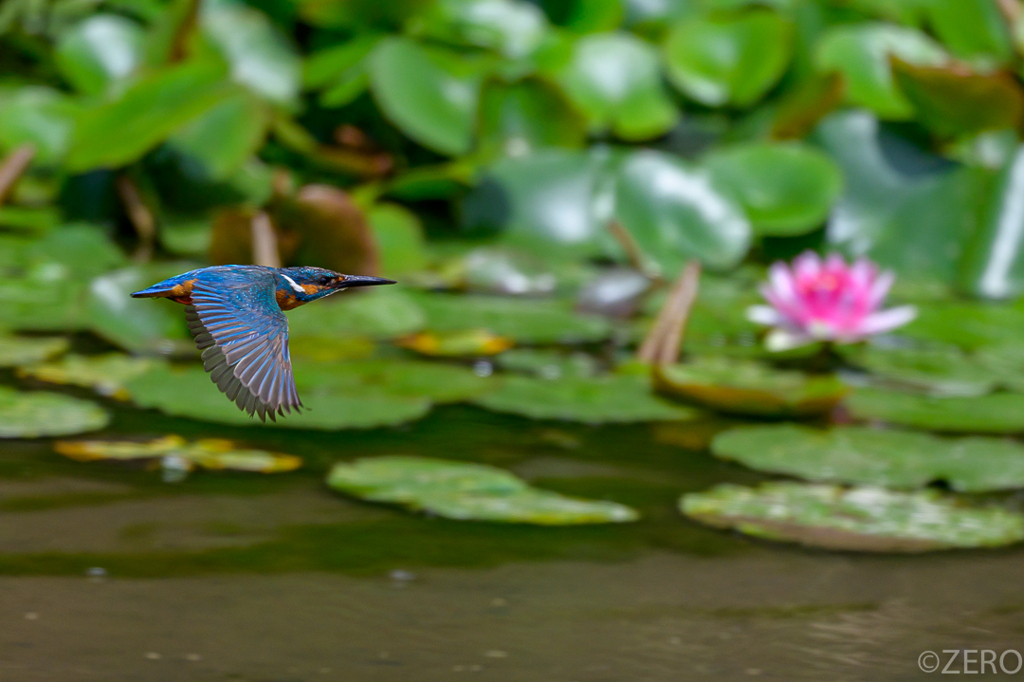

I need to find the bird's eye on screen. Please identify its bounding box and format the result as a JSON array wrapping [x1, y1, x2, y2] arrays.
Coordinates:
[[319, 275, 333, 285]]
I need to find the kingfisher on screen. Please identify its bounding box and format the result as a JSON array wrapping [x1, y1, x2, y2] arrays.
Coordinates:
[[132, 266, 394, 422]]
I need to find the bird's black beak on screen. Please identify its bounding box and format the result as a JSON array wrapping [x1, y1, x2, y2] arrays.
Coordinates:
[[336, 275, 396, 289]]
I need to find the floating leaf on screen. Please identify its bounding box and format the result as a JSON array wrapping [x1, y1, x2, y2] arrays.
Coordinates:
[[368, 204, 428, 278], [397, 330, 514, 357], [19, 353, 159, 399], [682, 482, 1024, 552], [369, 36, 489, 155], [900, 302, 1024, 350], [843, 343, 1000, 396], [411, 0, 549, 58], [200, 0, 301, 104], [473, 373, 697, 423], [712, 424, 1024, 492], [663, 10, 792, 107], [553, 32, 678, 140], [0, 387, 109, 438], [847, 387, 1024, 433], [410, 291, 611, 344], [922, 0, 1013, 63], [67, 60, 231, 171], [287, 287, 424, 341], [0, 336, 68, 367], [55, 14, 144, 96], [327, 456, 639, 524], [614, 150, 752, 273], [86, 265, 194, 354], [814, 23, 948, 119], [291, 359, 497, 404], [654, 357, 847, 417], [0, 86, 77, 163], [305, 34, 380, 107], [124, 364, 432, 429], [56, 435, 302, 473], [703, 141, 843, 236], [459, 247, 560, 296], [478, 78, 587, 159], [495, 348, 598, 379], [168, 89, 271, 180]]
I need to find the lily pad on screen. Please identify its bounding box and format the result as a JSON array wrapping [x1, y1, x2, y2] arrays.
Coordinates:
[[495, 348, 598, 379], [473, 374, 697, 423], [901, 302, 1024, 351], [410, 292, 611, 344], [55, 435, 301, 473], [368, 203, 428, 278], [327, 456, 639, 524], [663, 9, 793, 107], [124, 364, 432, 430], [552, 31, 678, 140], [654, 357, 848, 417], [397, 330, 514, 357], [703, 141, 843, 236], [410, 0, 549, 59], [0, 336, 68, 367], [0, 86, 78, 164], [19, 353, 159, 399], [712, 424, 1024, 492], [0, 387, 109, 438], [291, 359, 497, 404], [478, 79, 586, 160], [843, 343, 1000, 396], [55, 14, 144, 96], [847, 388, 1024, 434], [681, 482, 1024, 552], [287, 287, 425, 341]]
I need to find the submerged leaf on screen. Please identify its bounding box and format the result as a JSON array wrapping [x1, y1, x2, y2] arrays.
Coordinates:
[[0, 387, 109, 438], [712, 424, 1024, 492], [682, 482, 1024, 552], [397, 330, 514, 357], [327, 456, 639, 524], [55, 435, 302, 473]]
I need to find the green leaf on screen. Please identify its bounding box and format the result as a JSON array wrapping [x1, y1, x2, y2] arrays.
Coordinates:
[[553, 32, 678, 140], [847, 387, 1024, 433], [55, 14, 144, 96], [56, 435, 302, 473], [713, 424, 1024, 492], [682, 482, 1024, 551], [67, 60, 231, 171], [368, 203, 428, 277], [410, 0, 550, 59], [0, 336, 68, 367], [900, 302, 1024, 350], [0, 86, 78, 163], [478, 78, 587, 159], [921, 0, 1013, 63], [842, 343, 1001, 396], [125, 364, 433, 429], [327, 455, 639, 524], [495, 348, 598, 379], [369, 36, 489, 155], [614, 150, 752, 273], [654, 357, 848, 417], [473, 373, 698, 423], [291, 359, 497, 404], [200, 0, 301, 104], [410, 291, 611, 344], [704, 141, 843, 236], [304, 34, 381, 107], [0, 387, 109, 438], [663, 9, 793, 107], [20, 353, 160, 399], [168, 89, 271, 180], [814, 23, 948, 119], [287, 287, 425, 340], [815, 110, 983, 285]]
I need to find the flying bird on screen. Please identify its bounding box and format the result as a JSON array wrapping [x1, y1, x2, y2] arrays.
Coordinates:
[[132, 265, 394, 421]]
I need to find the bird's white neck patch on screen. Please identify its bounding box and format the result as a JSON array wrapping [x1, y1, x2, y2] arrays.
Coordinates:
[[280, 274, 305, 294]]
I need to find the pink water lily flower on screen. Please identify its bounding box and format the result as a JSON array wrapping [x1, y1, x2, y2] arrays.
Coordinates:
[[747, 252, 917, 351]]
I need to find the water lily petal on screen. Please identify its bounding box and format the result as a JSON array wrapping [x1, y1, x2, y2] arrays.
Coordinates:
[[746, 304, 784, 326], [859, 305, 918, 335], [765, 328, 814, 352]]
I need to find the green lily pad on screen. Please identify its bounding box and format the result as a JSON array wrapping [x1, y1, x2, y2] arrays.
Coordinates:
[[478, 78, 587, 160], [305, 34, 380, 107], [473, 373, 697, 423], [614, 150, 752, 274], [0, 387, 109, 438], [663, 9, 792, 108], [292, 359, 497, 404], [712, 424, 1024, 492], [654, 357, 847, 417], [814, 23, 948, 119], [681, 482, 1024, 552], [368, 203, 428, 278], [55, 14, 144, 96], [0, 86, 78, 164], [124, 364, 432, 430], [287, 287, 425, 341], [703, 141, 843, 236], [922, 0, 1013, 63], [976, 344, 1024, 393], [0, 336, 68, 367], [168, 89, 271, 181], [397, 330, 513, 357], [843, 343, 1000, 396], [19, 353, 159, 399], [900, 302, 1024, 351], [495, 348, 598, 379], [552, 31, 678, 140], [410, 291, 611, 344], [847, 388, 1024, 433], [369, 36, 489, 155], [327, 456, 639, 524], [55, 435, 302, 473], [410, 0, 549, 58]]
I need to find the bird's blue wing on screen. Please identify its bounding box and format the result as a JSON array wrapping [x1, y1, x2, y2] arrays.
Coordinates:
[[184, 270, 301, 421]]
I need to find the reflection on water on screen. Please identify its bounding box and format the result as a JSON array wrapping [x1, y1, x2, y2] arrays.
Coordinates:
[[1, 402, 1023, 680]]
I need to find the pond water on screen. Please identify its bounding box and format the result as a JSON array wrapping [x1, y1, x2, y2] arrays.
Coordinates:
[[2, 387, 1024, 681]]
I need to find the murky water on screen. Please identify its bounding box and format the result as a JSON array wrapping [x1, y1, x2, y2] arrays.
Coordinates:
[[2, 397, 1023, 680]]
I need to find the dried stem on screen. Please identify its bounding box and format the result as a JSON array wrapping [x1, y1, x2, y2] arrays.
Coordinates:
[[608, 220, 660, 281], [998, 0, 1022, 27], [251, 211, 281, 268], [115, 175, 156, 262], [636, 260, 702, 365], [0, 144, 35, 206]]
